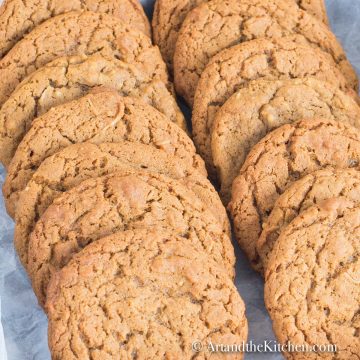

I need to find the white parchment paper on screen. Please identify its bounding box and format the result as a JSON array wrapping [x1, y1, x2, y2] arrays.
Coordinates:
[[0, 0, 359, 358]]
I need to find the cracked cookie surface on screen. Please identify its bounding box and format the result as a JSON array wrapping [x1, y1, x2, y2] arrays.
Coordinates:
[[28, 171, 235, 306], [265, 198, 360, 360], [0, 52, 184, 168], [229, 118, 360, 271], [174, 0, 357, 106], [47, 228, 247, 360], [258, 168, 360, 272], [15, 141, 228, 269], [152, 0, 328, 72], [192, 36, 358, 177], [212, 78, 360, 203], [4, 91, 203, 218], [0, 10, 167, 108], [0, 0, 150, 58]]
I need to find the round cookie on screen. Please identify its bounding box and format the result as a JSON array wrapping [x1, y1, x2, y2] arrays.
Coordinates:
[[0, 52, 184, 168], [192, 36, 358, 177], [229, 118, 360, 271], [28, 171, 235, 306], [152, 0, 328, 72], [0, 0, 151, 58], [174, 0, 357, 106], [152, 0, 204, 72], [212, 78, 360, 203], [15, 141, 228, 268], [3, 91, 203, 218], [0, 10, 168, 108], [258, 168, 360, 272], [265, 198, 360, 359], [47, 228, 247, 359]]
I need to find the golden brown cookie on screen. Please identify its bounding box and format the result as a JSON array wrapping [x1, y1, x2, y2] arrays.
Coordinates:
[[265, 198, 360, 360], [0, 52, 184, 168], [14, 141, 228, 269], [47, 228, 247, 359], [0, 10, 168, 107], [295, 0, 328, 23], [192, 36, 358, 177], [0, 0, 150, 58], [174, 0, 357, 106], [152, 0, 328, 72], [212, 78, 360, 203], [4, 91, 202, 218], [258, 168, 360, 272], [28, 171, 235, 306], [229, 118, 360, 271], [152, 0, 204, 72]]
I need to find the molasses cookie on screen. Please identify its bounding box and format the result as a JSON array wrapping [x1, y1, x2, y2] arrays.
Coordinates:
[[14, 141, 228, 268], [265, 198, 360, 360], [192, 36, 358, 176], [47, 228, 247, 359], [0, 52, 184, 168], [258, 168, 360, 271], [3, 91, 203, 218], [0, 10, 167, 107], [229, 118, 360, 270], [212, 78, 360, 203], [28, 171, 235, 306], [174, 0, 356, 105], [0, 0, 150, 58]]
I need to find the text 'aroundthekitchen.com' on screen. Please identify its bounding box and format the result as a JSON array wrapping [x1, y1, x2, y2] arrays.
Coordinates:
[[191, 340, 338, 354]]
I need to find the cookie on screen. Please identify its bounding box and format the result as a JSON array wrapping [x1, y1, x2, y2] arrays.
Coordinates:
[[229, 118, 360, 270], [0, 52, 184, 168], [28, 171, 235, 306], [14, 141, 228, 268], [152, 0, 328, 72], [212, 78, 360, 203], [0, 0, 150, 58], [265, 198, 360, 359], [4, 91, 202, 218], [294, 0, 328, 23], [0, 10, 168, 107], [47, 228, 247, 359], [152, 0, 204, 72], [258, 168, 360, 272], [174, 0, 357, 106], [192, 36, 358, 177]]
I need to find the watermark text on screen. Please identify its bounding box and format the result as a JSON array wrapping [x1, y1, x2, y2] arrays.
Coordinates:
[[191, 340, 337, 354]]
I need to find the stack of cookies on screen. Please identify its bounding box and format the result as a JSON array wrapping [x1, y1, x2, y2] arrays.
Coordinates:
[[0, 0, 249, 358], [154, 0, 360, 358]]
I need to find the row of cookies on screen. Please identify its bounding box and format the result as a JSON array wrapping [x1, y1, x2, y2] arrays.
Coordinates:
[[153, 0, 360, 263], [8, 88, 248, 356], [0, 0, 249, 358], [153, 0, 360, 357], [230, 120, 360, 357], [229, 118, 360, 272], [153, 0, 359, 176]]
